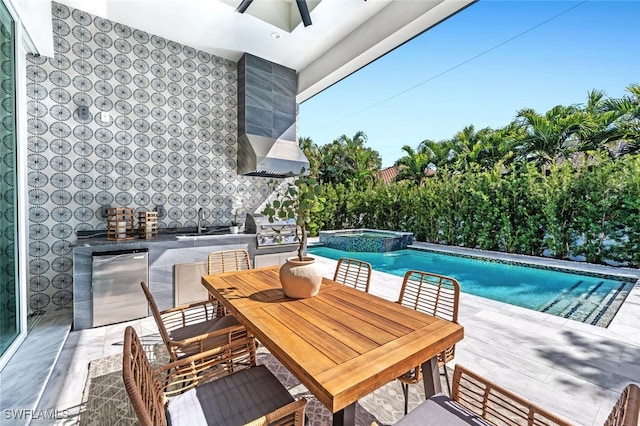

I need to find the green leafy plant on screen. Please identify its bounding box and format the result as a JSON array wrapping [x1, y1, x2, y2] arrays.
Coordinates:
[[262, 170, 325, 261]]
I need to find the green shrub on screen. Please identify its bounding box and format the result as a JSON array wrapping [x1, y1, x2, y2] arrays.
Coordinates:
[[314, 154, 638, 265]]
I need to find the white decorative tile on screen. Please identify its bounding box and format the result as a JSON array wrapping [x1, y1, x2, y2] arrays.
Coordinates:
[[26, 2, 275, 313]]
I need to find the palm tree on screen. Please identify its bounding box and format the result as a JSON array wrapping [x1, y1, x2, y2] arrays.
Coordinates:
[[474, 125, 520, 170], [394, 145, 431, 185], [351, 148, 380, 187], [602, 84, 640, 154], [298, 136, 321, 177], [317, 131, 381, 187], [334, 130, 368, 171], [417, 139, 454, 169], [448, 125, 515, 171], [572, 90, 621, 157], [515, 105, 583, 166], [318, 141, 344, 184]]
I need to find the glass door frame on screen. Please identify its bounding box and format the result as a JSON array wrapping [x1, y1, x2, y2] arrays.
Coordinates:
[[0, 0, 30, 372]]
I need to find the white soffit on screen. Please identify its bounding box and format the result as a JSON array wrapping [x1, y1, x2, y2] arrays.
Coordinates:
[[8, 0, 54, 56], [297, 0, 476, 101], [55, 0, 476, 101]]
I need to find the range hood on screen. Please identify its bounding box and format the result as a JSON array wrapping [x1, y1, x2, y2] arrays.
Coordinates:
[[237, 134, 309, 177], [237, 54, 309, 178]]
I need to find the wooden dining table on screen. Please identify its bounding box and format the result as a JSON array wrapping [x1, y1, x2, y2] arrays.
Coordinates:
[[201, 266, 464, 426]]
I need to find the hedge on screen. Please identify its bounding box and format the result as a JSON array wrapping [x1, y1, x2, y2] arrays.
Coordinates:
[[314, 153, 640, 266]]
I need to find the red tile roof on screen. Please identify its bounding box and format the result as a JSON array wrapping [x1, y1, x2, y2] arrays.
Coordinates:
[[379, 166, 398, 184]]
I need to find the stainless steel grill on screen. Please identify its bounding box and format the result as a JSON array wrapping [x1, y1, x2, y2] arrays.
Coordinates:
[[245, 213, 299, 248]]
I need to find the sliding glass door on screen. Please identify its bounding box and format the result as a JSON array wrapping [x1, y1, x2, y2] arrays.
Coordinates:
[[0, 0, 18, 358]]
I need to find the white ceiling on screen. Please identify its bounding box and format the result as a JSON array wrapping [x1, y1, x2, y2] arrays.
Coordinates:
[[56, 0, 476, 102]]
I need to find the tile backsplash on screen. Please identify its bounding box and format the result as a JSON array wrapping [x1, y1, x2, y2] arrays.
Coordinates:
[[25, 2, 275, 313]]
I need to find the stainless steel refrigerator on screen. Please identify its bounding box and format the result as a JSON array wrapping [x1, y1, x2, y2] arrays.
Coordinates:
[[91, 248, 149, 327]]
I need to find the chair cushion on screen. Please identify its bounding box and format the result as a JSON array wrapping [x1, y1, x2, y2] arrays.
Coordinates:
[[169, 314, 240, 342], [395, 393, 492, 426], [166, 365, 294, 426]]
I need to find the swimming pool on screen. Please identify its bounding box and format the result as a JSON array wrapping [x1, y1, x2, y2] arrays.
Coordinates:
[[308, 246, 635, 327]]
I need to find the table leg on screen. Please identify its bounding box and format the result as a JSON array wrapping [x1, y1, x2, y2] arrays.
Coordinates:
[[332, 403, 356, 426], [421, 356, 441, 398]]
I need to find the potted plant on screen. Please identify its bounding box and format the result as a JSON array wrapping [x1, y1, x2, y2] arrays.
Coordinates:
[[230, 210, 239, 234], [262, 170, 325, 298]]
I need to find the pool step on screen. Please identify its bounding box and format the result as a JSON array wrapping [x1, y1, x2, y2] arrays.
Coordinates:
[[558, 280, 605, 322], [541, 280, 632, 327], [539, 280, 586, 314], [584, 281, 633, 327]]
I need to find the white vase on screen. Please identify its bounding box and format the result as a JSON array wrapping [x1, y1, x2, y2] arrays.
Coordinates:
[[279, 256, 323, 298], [230, 225, 239, 234]]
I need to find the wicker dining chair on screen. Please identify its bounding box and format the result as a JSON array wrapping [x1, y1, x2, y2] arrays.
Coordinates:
[[396, 270, 460, 414], [394, 364, 640, 426], [141, 281, 256, 365], [207, 249, 252, 315], [333, 257, 372, 293], [207, 248, 251, 274], [122, 326, 306, 426], [604, 382, 640, 426]]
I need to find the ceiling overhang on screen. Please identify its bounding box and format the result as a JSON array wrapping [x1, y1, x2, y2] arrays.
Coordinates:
[[52, 0, 476, 101], [223, 0, 320, 32], [297, 0, 476, 102]]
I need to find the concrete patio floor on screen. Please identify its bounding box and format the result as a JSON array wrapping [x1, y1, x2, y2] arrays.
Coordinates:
[[2, 245, 639, 425]]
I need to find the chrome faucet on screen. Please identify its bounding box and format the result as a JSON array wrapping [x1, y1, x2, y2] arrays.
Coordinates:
[[197, 208, 205, 234]]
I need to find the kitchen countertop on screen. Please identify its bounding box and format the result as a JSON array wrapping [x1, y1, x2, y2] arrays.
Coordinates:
[[71, 225, 300, 330], [74, 227, 255, 247]]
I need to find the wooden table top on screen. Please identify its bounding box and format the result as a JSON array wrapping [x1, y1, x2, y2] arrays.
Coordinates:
[[202, 266, 464, 413]]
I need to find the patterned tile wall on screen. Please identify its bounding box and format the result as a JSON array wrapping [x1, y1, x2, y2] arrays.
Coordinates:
[[1, 20, 16, 330], [25, 2, 275, 313]]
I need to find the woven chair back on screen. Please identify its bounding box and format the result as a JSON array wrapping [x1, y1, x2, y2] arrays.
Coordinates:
[[604, 383, 640, 426], [123, 326, 167, 426], [140, 281, 175, 361], [333, 258, 372, 293], [207, 249, 251, 274], [207, 249, 251, 316], [398, 270, 459, 323], [398, 270, 460, 365], [452, 364, 573, 426]]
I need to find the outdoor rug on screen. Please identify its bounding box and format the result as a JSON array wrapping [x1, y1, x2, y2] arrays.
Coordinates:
[[78, 343, 168, 426], [79, 342, 442, 425]]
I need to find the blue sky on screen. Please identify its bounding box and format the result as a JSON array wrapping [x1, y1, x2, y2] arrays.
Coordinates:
[[298, 1, 640, 168]]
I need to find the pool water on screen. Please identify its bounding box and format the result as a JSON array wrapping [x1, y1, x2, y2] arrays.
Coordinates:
[[308, 246, 634, 327]]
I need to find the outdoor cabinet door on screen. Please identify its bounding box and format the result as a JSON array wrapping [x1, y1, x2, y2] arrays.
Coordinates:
[[254, 251, 297, 268], [174, 261, 209, 306]]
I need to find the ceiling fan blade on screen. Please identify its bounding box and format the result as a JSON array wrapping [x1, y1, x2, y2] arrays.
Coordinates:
[[296, 0, 312, 27], [236, 0, 253, 13]]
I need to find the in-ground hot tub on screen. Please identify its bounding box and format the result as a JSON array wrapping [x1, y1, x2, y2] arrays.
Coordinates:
[[318, 229, 413, 252]]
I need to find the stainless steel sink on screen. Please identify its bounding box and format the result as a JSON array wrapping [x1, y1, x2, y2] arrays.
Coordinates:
[[161, 227, 231, 237], [176, 228, 247, 239], [175, 234, 224, 240]]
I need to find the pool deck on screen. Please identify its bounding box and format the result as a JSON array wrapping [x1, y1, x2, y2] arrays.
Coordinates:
[[312, 240, 640, 425]]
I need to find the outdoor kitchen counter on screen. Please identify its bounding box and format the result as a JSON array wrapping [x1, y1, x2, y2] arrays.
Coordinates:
[[72, 230, 259, 330], [72, 220, 302, 330], [74, 227, 256, 250]]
